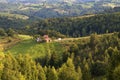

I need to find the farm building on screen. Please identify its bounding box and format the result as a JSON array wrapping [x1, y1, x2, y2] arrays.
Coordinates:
[[43, 35, 52, 43], [36, 35, 51, 43]]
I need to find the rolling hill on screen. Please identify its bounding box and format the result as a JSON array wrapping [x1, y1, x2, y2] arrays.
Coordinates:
[[0, 0, 120, 18], [0, 0, 120, 80], [0, 35, 65, 59], [0, 12, 29, 20]]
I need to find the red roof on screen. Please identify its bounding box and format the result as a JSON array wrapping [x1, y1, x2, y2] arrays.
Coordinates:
[[43, 35, 49, 38]]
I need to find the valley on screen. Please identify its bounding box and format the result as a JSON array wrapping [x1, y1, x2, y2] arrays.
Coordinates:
[[0, 0, 120, 80]]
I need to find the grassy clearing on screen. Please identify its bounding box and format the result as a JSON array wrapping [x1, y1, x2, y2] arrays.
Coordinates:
[[3, 33, 113, 59], [71, 14, 95, 20], [0, 37, 21, 51], [0, 35, 31, 51], [6, 39, 65, 59], [0, 12, 29, 20], [18, 35, 33, 40]]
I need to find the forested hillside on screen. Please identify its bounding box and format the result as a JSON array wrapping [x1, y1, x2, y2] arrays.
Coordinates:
[[0, 16, 31, 32], [0, 12, 120, 38], [29, 12, 120, 37], [0, 32, 120, 80]]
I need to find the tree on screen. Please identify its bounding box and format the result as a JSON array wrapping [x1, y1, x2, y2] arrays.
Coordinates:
[[107, 47, 120, 80], [1, 69, 25, 80], [82, 59, 91, 80], [49, 52, 60, 68], [37, 64, 46, 80], [58, 58, 79, 80], [113, 65, 120, 80], [111, 47, 120, 68], [46, 66, 58, 80], [90, 62, 107, 76], [16, 54, 37, 80], [0, 63, 4, 80], [77, 66, 82, 80], [0, 28, 6, 36], [118, 32, 120, 38], [7, 28, 15, 37], [1, 54, 25, 80], [89, 33, 99, 50]]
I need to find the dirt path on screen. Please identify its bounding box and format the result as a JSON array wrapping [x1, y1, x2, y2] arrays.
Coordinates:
[[54, 33, 113, 42]]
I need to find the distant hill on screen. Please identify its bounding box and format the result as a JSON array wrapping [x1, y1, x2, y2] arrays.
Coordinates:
[[0, 0, 119, 18], [5, 0, 120, 3]]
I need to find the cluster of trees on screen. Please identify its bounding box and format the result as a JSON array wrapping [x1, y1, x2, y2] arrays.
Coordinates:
[[0, 54, 82, 80], [1, 32, 119, 80], [0, 16, 30, 31], [0, 28, 15, 37], [35, 32, 120, 80], [30, 12, 120, 37]]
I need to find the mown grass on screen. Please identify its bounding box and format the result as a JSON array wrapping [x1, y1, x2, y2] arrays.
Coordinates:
[[18, 34, 33, 40], [6, 39, 65, 59]]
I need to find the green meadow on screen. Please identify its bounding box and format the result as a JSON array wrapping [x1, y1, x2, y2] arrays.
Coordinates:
[[0, 12, 29, 20], [6, 37, 65, 59]]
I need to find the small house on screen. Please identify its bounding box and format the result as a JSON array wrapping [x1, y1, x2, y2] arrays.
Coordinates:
[[43, 35, 51, 43], [36, 35, 51, 43]]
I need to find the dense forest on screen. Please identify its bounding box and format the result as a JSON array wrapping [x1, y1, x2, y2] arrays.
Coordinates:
[[0, 16, 29, 30], [28, 12, 120, 37], [0, 32, 120, 80], [0, 12, 120, 38]]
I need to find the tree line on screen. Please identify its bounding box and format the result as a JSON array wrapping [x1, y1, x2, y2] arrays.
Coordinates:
[[0, 12, 120, 38], [0, 53, 82, 80], [28, 12, 120, 37], [0, 28, 15, 37]]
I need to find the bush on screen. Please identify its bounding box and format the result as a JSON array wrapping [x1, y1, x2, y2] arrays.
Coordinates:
[[113, 65, 120, 80]]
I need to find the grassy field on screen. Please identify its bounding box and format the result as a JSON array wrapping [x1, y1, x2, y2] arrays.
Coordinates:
[[0, 12, 29, 20], [4, 34, 65, 59], [0, 37, 21, 51], [2, 33, 113, 59], [0, 35, 32, 51], [6, 39, 65, 59]]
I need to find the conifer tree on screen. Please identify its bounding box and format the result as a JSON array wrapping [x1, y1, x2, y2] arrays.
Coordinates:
[[113, 65, 120, 80], [37, 64, 46, 80], [58, 58, 79, 80], [82, 59, 91, 80], [77, 66, 82, 80], [46, 66, 58, 80]]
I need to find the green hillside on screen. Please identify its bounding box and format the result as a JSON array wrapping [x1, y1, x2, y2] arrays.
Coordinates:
[[30, 12, 120, 37], [0, 32, 120, 80], [6, 38, 65, 59], [0, 1, 120, 80], [0, 12, 29, 20]]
